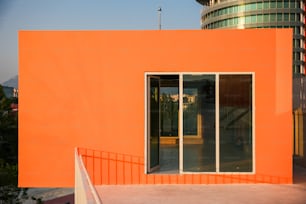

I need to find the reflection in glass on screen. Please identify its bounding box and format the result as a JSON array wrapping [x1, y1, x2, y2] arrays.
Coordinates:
[[149, 77, 160, 169], [160, 87, 178, 136], [183, 88, 198, 135], [219, 75, 252, 172], [183, 75, 216, 172]]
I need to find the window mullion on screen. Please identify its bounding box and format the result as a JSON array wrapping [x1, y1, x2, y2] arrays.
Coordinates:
[[216, 74, 220, 173], [179, 73, 183, 173]]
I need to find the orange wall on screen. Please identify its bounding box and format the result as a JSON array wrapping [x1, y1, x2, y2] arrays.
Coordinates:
[[19, 29, 292, 187]]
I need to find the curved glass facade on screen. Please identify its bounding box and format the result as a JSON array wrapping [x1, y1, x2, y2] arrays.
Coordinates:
[[198, 0, 305, 74]]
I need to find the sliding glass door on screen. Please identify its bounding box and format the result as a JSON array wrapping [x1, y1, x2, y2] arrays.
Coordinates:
[[147, 76, 160, 172], [146, 73, 254, 174], [182, 75, 216, 172], [219, 75, 253, 172]]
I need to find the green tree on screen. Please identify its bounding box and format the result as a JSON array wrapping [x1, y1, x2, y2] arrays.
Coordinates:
[[0, 85, 18, 165], [0, 85, 21, 203]]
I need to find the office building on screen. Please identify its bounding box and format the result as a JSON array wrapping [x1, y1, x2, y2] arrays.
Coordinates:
[[197, 0, 305, 75]]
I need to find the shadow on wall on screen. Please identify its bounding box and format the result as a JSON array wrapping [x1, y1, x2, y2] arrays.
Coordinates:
[[77, 147, 291, 185]]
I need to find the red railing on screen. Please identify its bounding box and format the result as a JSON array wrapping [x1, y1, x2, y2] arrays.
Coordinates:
[[77, 148, 144, 185]]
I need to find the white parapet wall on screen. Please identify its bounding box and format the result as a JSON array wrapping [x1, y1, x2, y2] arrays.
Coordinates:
[[75, 148, 102, 204]]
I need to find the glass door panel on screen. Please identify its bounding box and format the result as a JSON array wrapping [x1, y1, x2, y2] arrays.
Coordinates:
[[147, 76, 160, 172], [159, 76, 179, 173], [160, 86, 179, 137], [183, 75, 216, 172], [147, 73, 254, 174], [219, 75, 253, 172]]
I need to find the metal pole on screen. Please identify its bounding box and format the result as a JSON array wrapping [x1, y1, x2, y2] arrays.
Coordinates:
[[158, 7, 162, 30]]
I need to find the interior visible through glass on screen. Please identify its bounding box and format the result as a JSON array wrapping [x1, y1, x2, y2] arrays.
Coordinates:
[[159, 76, 179, 173], [149, 77, 160, 171], [147, 73, 253, 174], [219, 75, 253, 172], [183, 75, 216, 172]]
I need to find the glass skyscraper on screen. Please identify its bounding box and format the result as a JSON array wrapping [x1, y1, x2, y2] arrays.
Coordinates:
[[197, 0, 305, 75]]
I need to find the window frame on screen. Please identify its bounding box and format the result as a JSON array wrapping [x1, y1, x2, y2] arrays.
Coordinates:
[[145, 72, 255, 175]]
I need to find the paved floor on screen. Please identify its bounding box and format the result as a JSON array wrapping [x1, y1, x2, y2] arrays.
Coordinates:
[[95, 184, 306, 204], [94, 165, 306, 204], [20, 165, 306, 204]]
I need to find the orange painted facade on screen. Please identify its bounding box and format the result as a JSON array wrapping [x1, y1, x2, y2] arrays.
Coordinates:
[[19, 29, 292, 187]]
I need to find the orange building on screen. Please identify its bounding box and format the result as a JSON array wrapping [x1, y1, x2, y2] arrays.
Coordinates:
[[19, 29, 292, 187]]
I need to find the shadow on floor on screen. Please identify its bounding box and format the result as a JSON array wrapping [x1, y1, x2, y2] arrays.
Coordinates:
[[44, 194, 74, 204]]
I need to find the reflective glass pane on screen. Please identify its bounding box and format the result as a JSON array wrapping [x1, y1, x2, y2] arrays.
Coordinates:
[[245, 4, 252, 11], [295, 39, 300, 47], [263, 14, 269, 22], [290, 14, 295, 21], [263, 2, 269, 9], [290, 1, 295, 8], [251, 15, 256, 23], [250, 3, 256, 10], [160, 85, 179, 137], [233, 5, 238, 12], [222, 9, 226, 15], [277, 1, 283, 8], [149, 77, 160, 169], [233, 17, 238, 25], [257, 15, 263, 23], [295, 52, 301, 60], [227, 18, 231, 26], [294, 65, 300, 73], [270, 14, 276, 22], [295, 26, 300, 35], [228, 6, 233, 14], [183, 75, 216, 172], [277, 13, 283, 21], [238, 5, 245, 12], [224, 19, 228, 27], [221, 20, 226, 27], [220, 9, 223, 15], [219, 75, 253, 172], [245, 16, 252, 24]]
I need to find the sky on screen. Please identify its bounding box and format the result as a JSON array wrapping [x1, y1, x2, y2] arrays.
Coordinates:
[[0, 0, 202, 83]]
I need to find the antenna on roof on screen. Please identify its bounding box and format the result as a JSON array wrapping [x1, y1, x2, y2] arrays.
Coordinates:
[[158, 7, 162, 30]]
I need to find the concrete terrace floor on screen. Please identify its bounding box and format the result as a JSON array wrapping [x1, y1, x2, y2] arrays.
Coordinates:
[[95, 165, 306, 204], [20, 164, 306, 204]]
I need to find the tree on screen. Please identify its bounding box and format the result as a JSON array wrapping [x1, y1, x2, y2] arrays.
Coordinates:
[[0, 85, 20, 203]]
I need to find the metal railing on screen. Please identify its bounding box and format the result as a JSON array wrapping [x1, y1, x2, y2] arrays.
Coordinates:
[[76, 147, 291, 185], [77, 148, 144, 185]]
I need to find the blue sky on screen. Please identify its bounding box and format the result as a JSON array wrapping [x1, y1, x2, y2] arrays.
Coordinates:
[[0, 0, 202, 83]]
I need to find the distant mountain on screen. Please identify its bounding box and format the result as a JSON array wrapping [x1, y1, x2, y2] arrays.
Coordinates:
[[2, 75, 18, 89]]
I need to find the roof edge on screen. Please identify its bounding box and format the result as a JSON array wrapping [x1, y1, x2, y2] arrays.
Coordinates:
[[196, 0, 209, 5]]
